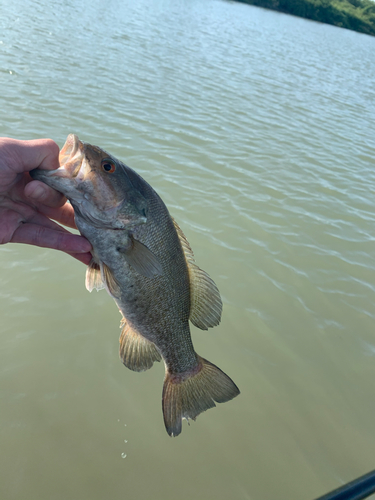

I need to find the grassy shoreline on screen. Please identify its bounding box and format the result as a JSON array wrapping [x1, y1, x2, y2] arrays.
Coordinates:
[[236, 0, 375, 36]]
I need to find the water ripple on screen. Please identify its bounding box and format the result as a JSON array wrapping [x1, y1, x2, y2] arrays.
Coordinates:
[[1, 0, 375, 497]]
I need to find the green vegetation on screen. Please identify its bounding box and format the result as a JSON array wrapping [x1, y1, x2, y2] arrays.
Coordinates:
[[237, 0, 375, 36]]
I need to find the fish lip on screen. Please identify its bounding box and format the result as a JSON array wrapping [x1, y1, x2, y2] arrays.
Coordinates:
[[58, 134, 85, 177]]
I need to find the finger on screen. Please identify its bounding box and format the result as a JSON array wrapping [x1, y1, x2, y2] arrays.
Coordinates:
[[6, 138, 60, 174], [0, 200, 74, 234], [0, 205, 69, 244], [26, 209, 75, 232], [34, 203, 77, 229], [65, 251, 92, 265], [24, 180, 67, 208], [28, 139, 60, 170], [0, 209, 24, 244], [11, 222, 92, 254]]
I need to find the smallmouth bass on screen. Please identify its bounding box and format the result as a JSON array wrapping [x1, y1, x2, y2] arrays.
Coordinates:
[[31, 134, 240, 436]]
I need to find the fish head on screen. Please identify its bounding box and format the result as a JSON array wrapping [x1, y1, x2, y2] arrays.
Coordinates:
[[31, 134, 148, 229]]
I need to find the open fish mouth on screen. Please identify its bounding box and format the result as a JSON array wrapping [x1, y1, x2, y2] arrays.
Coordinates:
[[29, 133, 86, 202], [30, 134, 85, 185], [57, 134, 85, 178]]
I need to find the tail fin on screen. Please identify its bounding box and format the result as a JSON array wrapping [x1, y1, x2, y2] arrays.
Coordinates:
[[162, 356, 240, 437]]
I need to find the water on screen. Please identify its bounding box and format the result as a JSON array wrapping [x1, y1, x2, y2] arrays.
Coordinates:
[[1, 0, 375, 498]]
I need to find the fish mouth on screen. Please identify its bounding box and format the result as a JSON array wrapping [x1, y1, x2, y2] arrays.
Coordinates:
[[30, 134, 147, 230], [58, 134, 85, 178], [30, 133, 85, 183]]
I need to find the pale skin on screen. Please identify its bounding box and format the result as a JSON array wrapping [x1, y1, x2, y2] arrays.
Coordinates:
[[0, 137, 92, 264]]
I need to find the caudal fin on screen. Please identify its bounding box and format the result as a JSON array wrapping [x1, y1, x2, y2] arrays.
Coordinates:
[[162, 356, 240, 437]]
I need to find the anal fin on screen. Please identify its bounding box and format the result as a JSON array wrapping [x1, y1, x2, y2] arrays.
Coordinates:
[[102, 262, 121, 298], [119, 317, 162, 372]]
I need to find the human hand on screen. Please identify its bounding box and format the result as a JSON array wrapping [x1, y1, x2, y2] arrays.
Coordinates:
[[0, 137, 92, 264]]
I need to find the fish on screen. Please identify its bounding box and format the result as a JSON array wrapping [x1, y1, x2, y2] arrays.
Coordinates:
[[31, 134, 240, 436]]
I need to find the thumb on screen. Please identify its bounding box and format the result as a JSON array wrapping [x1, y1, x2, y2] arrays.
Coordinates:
[[25, 180, 67, 208]]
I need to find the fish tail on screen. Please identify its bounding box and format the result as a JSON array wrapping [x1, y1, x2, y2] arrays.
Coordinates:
[[162, 355, 240, 437]]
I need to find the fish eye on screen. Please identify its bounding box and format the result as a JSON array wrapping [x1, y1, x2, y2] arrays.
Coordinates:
[[101, 159, 116, 173]]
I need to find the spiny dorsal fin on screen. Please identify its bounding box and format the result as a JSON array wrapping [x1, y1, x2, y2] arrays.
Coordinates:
[[102, 262, 121, 298], [119, 316, 162, 372], [119, 236, 163, 278], [172, 218, 222, 330], [85, 259, 105, 292]]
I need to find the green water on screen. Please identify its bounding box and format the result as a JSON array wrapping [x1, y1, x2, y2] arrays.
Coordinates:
[[1, 0, 375, 498]]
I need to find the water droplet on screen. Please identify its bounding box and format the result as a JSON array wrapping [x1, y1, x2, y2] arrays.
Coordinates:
[[124, 440, 128, 443], [124, 424, 127, 427], [117, 419, 120, 422], [121, 453, 127, 459]]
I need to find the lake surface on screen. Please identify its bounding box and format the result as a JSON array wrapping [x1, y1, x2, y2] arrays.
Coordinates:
[[1, 0, 375, 498]]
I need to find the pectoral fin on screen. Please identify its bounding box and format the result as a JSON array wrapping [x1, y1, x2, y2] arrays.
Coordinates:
[[86, 259, 121, 298], [119, 317, 162, 372], [85, 259, 105, 292], [172, 218, 222, 330], [120, 237, 163, 278], [102, 262, 121, 298]]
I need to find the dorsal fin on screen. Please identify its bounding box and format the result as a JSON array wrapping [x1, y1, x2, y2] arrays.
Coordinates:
[[172, 218, 222, 330], [85, 259, 105, 292], [188, 265, 223, 330], [119, 316, 162, 372]]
